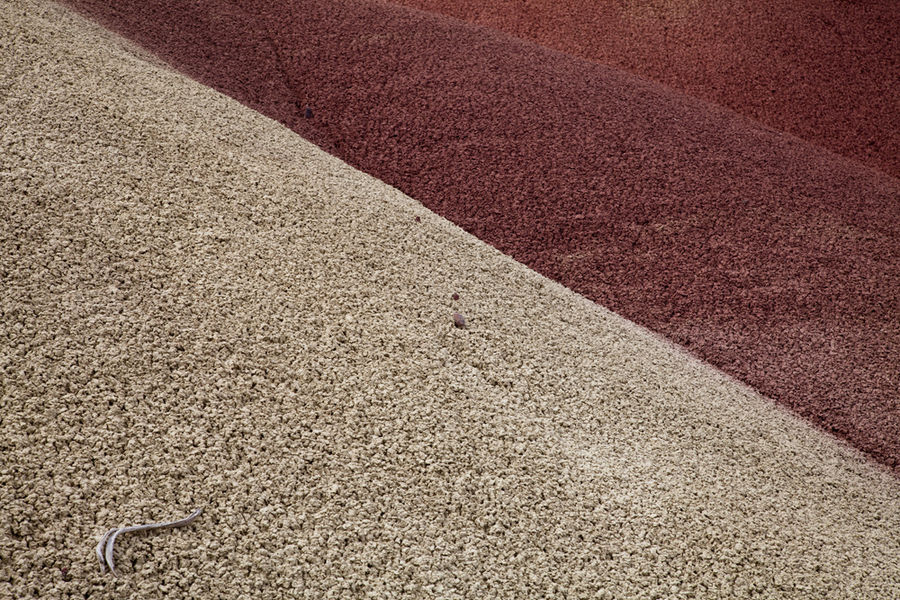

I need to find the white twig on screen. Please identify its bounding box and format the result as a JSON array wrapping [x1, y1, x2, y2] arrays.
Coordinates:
[[98, 507, 204, 575], [95, 528, 118, 573]]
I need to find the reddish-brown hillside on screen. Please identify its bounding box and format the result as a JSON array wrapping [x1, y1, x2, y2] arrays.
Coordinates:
[[392, 0, 900, 178]]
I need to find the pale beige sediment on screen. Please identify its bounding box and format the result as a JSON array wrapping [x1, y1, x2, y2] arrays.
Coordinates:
[[1, 1, 898, 598]]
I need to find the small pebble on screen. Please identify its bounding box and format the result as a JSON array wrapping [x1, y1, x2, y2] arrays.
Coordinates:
[[453, 312, 466, 328], [451, 293, 459, 301], [415, 216, 421, 222]]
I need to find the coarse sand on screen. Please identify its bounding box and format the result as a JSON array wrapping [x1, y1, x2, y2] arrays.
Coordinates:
[[392, 0, 900, 179], [62, 0, 900, 473], [1, 1, 899, 598]]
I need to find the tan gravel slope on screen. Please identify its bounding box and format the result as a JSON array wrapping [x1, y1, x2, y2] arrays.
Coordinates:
[[1, 2, 898, 598]]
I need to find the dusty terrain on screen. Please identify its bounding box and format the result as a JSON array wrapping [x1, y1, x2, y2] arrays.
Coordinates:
[[63, 0, 900, 472], [1, 2, 899, 598]]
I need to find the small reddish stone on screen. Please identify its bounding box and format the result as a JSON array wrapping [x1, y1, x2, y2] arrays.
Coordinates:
[[452, 293, 459, 300], [415, 216, 421, 222], [453, 312, 466, 328]]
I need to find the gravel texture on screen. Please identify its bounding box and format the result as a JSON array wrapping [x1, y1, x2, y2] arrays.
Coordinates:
[[2, 2, 899, 598], [391, 0, 900, 179], [62, 0, 900, 473]]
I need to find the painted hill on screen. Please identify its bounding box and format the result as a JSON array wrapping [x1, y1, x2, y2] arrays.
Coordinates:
[[2, 1, 898, 598], [393, 0, 900, 178], [63, 0, 900, 472]]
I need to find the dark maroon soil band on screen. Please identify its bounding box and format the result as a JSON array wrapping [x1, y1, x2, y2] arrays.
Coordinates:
[[64, 0, 900, 472], [392, 0, 900, 179]]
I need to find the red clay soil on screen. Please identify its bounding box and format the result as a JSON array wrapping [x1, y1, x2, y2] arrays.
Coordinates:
[[64, 0, 900, 472], [391, 0, 900, 179]]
